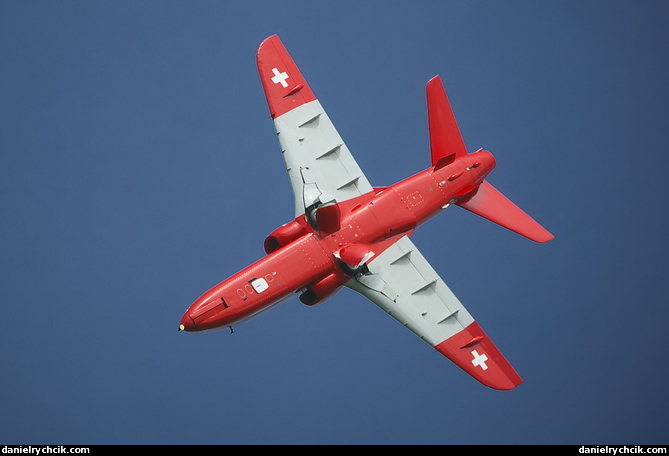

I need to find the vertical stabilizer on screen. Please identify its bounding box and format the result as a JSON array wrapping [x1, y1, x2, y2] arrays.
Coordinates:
[[426, 76, 468, 167]]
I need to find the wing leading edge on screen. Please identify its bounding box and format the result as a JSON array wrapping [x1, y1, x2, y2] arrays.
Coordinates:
[[257, 35, 373, 217], [346, 236, 522, 390]]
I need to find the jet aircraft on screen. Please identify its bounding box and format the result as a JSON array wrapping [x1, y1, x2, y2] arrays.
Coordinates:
[[179, 35, 554, 390]]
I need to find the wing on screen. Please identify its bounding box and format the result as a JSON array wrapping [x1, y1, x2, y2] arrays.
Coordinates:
[[257, 35, 374, 217], [346, 236, 523, 390]]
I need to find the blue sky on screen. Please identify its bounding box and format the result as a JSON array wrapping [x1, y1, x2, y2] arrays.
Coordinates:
[[1, 1, 668, 445]]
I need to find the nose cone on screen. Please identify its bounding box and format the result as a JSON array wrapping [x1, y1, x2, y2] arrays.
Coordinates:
[[178, 313, 195, 332], [179, 292, 229, 333]]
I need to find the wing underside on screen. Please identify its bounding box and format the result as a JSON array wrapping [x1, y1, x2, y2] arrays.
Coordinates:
[[346, 236, 523, 390], [258, 36, 523, 390], [273, 101, 374, 216], [257, 35, 373, 216]]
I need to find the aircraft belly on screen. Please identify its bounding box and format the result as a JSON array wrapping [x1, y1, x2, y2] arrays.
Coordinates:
[[187, 233, 337, 330], [270, 233, 335, 289], [224, 234, 335, 321]]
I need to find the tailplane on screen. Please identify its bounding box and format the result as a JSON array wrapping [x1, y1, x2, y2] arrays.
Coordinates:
[[456, 181, 554, 243]]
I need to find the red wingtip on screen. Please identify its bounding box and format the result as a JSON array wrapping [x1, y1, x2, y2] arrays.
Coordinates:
[[434, 322, 523, 391], [257, 35, 317, 118]]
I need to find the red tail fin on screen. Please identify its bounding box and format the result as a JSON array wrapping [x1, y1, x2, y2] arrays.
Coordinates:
[[456, 181, 554, 243], [426, 76, 468, 167]]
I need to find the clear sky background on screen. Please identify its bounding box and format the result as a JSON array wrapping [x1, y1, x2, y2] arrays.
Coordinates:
[[1, 1, 668, 445]]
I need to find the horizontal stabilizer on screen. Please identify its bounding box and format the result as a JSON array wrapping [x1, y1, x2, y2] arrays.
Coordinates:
[[457, 181, 554, 243]]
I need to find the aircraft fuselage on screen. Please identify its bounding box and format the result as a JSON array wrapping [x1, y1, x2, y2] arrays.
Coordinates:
[[179, 150, 495, 332]]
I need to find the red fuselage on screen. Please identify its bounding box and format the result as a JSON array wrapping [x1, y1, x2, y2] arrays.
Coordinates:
[[179, 150, 495, 332]]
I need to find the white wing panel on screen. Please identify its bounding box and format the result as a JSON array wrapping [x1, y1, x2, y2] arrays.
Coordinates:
[[346, 236, 474, 347], [273, 100, 374, 216]]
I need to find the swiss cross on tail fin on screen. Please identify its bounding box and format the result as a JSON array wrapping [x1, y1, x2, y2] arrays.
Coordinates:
[[257, 35, 316, 119]]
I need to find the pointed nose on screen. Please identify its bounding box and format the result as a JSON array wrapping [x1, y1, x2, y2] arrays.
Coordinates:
[[178, 313, 196, 332], [179, 292, 230, 332]]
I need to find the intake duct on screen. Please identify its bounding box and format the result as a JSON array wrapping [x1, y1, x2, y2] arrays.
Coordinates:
[[299, 273, 345, 306], [264, 220, 309, 254]]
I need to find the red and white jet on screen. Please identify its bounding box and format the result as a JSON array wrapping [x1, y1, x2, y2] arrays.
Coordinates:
[[179, 35, 554, 390]]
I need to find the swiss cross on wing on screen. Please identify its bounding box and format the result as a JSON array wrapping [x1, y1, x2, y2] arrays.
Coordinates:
[[271, 68, 289, 88], [471, 350, 489, 370]]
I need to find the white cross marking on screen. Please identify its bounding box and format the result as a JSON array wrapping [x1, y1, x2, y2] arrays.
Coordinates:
[[471, 350, 489, 370], [271, 68, 289, 88]]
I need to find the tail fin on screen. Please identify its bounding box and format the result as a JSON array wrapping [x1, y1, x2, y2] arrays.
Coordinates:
[[427, 75, 553, 243], [426, 76, 468, 168], [456, 181, 554, 243]]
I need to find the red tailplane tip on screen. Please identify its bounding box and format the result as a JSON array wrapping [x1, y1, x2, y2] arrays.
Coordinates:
[[457, 181, 554, 243]]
